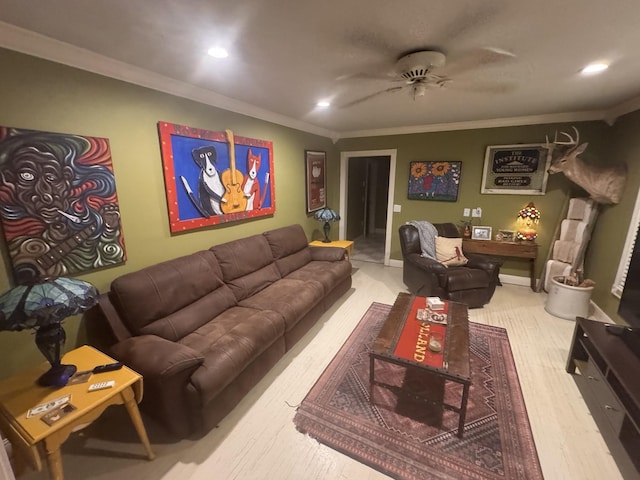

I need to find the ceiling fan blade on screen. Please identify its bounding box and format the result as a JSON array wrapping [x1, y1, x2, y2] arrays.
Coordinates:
[[339, 85, 405, 108], [450, 79, 517, 94], [440, 47, 516, 77]]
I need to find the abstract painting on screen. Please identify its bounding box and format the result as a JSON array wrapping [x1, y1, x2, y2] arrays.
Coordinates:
[[407, 161, 461, 202], [158, 121, 275, 233], [0, 126, 126, 284]]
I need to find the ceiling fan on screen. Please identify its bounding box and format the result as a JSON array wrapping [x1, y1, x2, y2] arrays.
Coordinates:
[[339, 48, 514, 108]]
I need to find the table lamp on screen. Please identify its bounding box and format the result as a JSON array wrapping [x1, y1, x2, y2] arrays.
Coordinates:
[[314, 207, 340, 243], [516, 202, 541, 241], [0, 277, 98, 387]]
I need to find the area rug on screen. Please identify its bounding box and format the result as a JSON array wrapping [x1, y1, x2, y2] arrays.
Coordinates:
[[293, 302, 544, 480]]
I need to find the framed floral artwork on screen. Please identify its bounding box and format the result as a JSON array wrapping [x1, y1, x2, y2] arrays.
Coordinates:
[[407, 161, 461, 201]]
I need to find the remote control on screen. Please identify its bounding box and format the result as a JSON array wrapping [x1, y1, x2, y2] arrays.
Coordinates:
[[92, 362, 123, 374], [88, 380, 115, 391]]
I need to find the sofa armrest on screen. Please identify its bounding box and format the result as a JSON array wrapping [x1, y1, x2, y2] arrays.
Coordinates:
[[110, 335, 204, 379], [310, 245, 347, 262]]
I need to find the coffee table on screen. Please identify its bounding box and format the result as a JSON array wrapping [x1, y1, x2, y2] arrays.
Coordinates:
[[369, 292, 471, 437]]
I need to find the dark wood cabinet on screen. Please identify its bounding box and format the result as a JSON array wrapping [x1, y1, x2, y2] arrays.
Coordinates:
[[567, 317, 640, 479]]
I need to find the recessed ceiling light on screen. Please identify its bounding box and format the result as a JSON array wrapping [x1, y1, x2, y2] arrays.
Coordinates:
[[316, 101, 330, 108], [208, 46, 229, 59], [581, 62, 608, 75]]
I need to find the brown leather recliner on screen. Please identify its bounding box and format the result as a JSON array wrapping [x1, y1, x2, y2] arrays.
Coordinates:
[[399, 222, 501, 308]]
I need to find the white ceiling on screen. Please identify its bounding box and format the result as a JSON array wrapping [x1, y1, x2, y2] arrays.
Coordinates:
[[2, 0, 640, 139]]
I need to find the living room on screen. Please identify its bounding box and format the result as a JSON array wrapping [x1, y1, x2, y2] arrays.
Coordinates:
[[0, 3, 639, 479]]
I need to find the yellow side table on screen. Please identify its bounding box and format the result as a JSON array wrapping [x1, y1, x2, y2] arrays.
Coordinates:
[[309, 239, 354, 257], [0, 345, 154, 480]]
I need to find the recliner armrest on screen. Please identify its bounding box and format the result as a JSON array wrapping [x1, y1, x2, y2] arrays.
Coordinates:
[[110, 335, 204, 379], [465, 253, 501, 276], [405, 253, 448, 274]]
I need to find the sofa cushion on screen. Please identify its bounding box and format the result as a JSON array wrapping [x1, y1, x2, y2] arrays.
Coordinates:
[[181, 306, 285, 403], [211, 234, 281, 301], [110, 250, 228, 335], [238, 278, 324, 331], [140, 286, 238, 341], [284, 260, 352, 295], [263, 224, 313, 277]]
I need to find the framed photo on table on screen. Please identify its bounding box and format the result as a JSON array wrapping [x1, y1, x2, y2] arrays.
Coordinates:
[[471, 226, 492, 240], [305, 150, 326, 213], [481, 144, 551, 195]]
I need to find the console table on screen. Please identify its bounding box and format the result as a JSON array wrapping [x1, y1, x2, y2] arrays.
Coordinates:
[[462, 239, 538, 290], [566, 318, 640, 479]]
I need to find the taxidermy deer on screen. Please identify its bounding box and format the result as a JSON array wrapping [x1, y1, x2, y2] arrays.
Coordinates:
[[546, 127, 627, 204]]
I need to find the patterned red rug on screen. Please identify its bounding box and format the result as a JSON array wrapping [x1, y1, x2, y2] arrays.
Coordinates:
[[294, 302, 544, 480]]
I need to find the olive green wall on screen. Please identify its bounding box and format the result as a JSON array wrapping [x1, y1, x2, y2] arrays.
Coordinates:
[[587, 109, 640, 322], [337, 123, 611, 275], [0, 48, 338, 378]]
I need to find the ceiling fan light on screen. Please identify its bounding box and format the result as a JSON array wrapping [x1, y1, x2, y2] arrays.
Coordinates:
[[412, 84, 427, 99], [207, 46, 229, 59], [581, 62, 608, 75]]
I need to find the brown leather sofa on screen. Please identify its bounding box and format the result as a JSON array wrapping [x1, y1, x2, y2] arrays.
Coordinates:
[[97, 224, 352, 438], [399, 222, 500, 308]]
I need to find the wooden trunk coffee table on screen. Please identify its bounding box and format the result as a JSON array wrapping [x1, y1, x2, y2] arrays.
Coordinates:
[[369, 292, 471, 437]]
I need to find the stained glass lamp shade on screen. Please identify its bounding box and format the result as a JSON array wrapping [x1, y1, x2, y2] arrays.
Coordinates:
[[314, 208, 340, 243], [516, 202, 541, 241], [0, 277, 98, 387]]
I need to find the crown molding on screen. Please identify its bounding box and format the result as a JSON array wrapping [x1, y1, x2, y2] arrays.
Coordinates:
[[337, 111, 608, 139], [604, 95, 640, 125], [0, 22, 335, 139]]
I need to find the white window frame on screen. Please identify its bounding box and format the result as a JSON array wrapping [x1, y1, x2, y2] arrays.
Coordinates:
[[612, 186, 640, 297]]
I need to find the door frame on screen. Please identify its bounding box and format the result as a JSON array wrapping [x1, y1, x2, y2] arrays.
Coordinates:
[[339, 149, 397, 266]]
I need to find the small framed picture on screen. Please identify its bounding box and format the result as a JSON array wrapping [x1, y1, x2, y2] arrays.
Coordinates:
[[498, 229, 515, 242], [471, 226, 492, 240]]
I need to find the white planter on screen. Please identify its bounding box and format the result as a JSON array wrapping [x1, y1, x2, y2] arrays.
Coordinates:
[[545, 276, 594, 320]]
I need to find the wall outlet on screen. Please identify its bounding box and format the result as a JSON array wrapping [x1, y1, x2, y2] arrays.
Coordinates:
[[463, 208, 471, 217], [471, 207, 482, 218], [393, 204, 402, 213]]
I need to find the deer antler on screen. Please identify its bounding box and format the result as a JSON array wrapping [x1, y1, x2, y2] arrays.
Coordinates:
[[547, 126, 579, 147]]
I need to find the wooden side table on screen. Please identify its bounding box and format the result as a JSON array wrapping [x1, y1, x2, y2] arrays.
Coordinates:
[[462, 239, 538, 290], [0, 345, 154, 480], [309, 239, 354, 257]]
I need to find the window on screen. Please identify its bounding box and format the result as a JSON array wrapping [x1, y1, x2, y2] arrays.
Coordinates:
[[612, 186, 640, 297]]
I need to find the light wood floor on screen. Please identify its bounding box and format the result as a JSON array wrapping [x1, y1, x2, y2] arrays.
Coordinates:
[[18, 261, 623, 480]]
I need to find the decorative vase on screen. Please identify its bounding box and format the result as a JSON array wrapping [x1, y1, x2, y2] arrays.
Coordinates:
[[462, 225, 471, 239]]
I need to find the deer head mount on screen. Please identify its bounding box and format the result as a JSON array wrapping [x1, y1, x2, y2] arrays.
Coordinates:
[[545, 127, 627, 204]]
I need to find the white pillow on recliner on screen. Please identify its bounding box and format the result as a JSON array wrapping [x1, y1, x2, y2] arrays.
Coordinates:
[[435, 237, 469, 267]]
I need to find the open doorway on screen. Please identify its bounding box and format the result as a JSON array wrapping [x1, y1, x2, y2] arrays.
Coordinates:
[[339, 149, 397, 265]]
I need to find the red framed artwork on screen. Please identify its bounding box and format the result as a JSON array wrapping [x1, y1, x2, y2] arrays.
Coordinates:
[[305, 150, 326, 213], [158, 121, 275, 233]]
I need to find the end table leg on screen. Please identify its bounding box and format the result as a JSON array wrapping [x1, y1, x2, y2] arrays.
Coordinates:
[[121, 388, 155, 460], [43, 445, 64, 480]]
